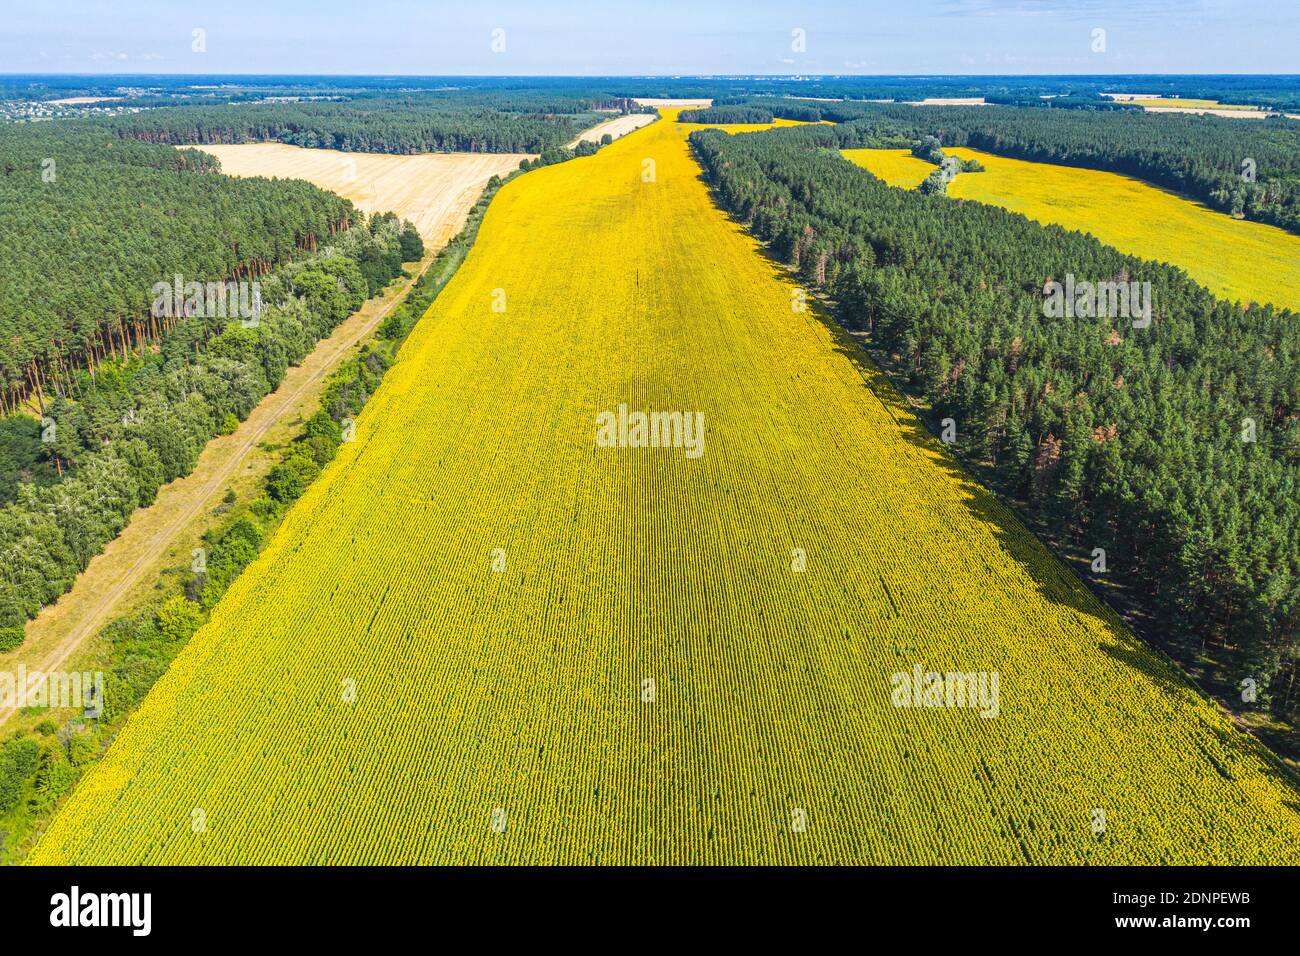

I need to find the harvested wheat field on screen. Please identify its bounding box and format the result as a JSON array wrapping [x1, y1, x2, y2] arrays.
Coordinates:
[[198, 143, 528, 245], [843, 146, 1300, 310], [47, 95, 125, 105], [33, 111, 1300, 865]]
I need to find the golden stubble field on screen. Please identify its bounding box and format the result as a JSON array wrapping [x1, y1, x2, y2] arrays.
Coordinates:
[[33, 112, 1300, 864], [843, 147, 1300, 310], [197, 143, 529, 245]]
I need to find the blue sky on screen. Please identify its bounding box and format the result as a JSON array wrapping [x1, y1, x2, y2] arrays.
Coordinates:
[[3, 0, 1297, 75]]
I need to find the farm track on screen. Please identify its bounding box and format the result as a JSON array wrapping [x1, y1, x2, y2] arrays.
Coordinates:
[[31, 112, 1300, 865]]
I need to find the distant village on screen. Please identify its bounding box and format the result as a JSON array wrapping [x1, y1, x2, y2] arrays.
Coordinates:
[[0, 94, 145, 123]]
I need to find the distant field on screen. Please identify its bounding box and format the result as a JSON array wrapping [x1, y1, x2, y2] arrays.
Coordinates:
[[843, 147, 1300, 309], [1119, 98, 1270, 119], [33, 111, 1300, 865], [909, 97, 987, 106], [841, 148, 934, 190], [46, 95, 125, 105], [197, 143, 528, 245], [567, 112, 657, 147]]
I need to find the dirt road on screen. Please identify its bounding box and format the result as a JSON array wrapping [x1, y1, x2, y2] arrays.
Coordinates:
[[0, 256, 432, 729]]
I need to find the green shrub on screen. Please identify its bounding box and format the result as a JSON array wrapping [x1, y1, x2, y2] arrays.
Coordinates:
[[66, 729, 98, 767], [0, 626, 23, 653], [156, 596, 203, 643]]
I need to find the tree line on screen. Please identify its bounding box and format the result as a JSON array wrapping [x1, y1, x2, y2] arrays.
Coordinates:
[[0, 121, 358, 413], [872, 104, 1300, 237], [909, 135, 984, 194], [102, 94, 633, 155], [691, 123, 1300, 726], [0, 167, 508, 862], [0, 104, 619, 644]]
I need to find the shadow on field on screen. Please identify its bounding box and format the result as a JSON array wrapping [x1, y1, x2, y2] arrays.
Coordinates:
[[692, 166, 1300, 800], [701, 171, 1150, 639]]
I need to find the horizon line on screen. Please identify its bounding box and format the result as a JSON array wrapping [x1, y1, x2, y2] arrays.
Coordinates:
[[6, 71, 1300, 80]]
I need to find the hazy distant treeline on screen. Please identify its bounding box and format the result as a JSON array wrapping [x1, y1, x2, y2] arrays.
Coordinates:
[[0, 122, 358, 408], [101, 90, 645, 155]]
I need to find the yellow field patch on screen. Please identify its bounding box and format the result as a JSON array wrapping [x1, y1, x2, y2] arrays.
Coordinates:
[[1129, 98, 1260, 111], [567, 113, 658, 148], [842, 148, 935, 190], [843, 146, 1300, 309], [32, 111, 1300, 864]]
